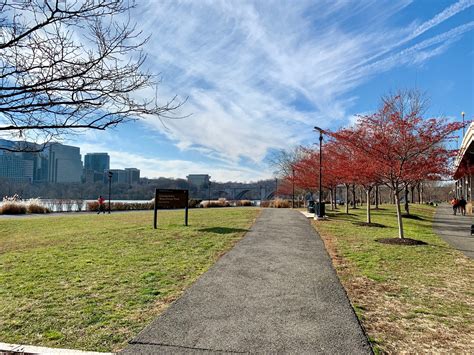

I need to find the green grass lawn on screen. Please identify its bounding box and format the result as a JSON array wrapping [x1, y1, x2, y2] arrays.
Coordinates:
[[0, 208, 259, 352], [313, 204, 474, 353]]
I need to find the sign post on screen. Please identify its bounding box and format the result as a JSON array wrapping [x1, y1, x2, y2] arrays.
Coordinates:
[[154, 189, 189, 228]]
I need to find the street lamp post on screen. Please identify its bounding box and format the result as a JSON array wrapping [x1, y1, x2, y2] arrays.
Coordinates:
[[314, 126, 324, 219], [462, 112, 465, 138], [292, 166, 295, 208], [108, 171, 113, 214]]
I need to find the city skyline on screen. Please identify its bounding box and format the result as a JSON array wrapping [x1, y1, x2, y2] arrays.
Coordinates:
[[0, 139, 141, 184], [65, 0, 473, 182]]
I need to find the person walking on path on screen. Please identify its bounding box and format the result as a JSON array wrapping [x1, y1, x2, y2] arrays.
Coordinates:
[[451, 197, 459, 215], [458, 196, 467, 216], [97, 195, 106, 214]]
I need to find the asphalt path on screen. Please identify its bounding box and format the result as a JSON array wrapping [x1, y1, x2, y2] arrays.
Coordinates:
[[433, 204, 474, 259], [122, 208, 371, 354]]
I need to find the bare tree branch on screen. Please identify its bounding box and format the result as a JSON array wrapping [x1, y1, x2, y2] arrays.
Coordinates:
[[0, 0, 183, 151]]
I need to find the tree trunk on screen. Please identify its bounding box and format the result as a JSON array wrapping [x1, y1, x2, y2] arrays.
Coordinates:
[[333, 187, 337, 210], [345, 184, 349, 214], [410, 185, 415, 205], [420, 182, 424, 204], [375, 185, 379, 209], [366, 188, 372, 224], [329, 189, 334, 210], [352, 184, 357, 208], [394, 190, 405, 239], [404, 185, 410, 215]]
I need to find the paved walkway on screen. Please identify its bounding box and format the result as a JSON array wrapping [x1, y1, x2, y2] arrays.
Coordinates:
[[433, 204, 474, 259], [122, 209, 371, 354]]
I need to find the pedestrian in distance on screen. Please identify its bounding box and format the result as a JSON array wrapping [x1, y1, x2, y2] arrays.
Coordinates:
[[450, 197, 459, 215], [458, 196, 467, 216], [97, 195, 106, 214]]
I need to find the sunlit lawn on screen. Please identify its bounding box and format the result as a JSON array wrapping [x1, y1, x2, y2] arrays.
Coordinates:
[[0, 208, 259, 352], [313, 204, 474, 353]]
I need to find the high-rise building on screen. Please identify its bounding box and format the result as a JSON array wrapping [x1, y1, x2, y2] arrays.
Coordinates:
[[83, 153, 110, 183], [107, 168, 141, 184], [109, 169, 129, 184], [125, 168, 140, 184], [47, 143, 82, 183], [0, 139, 45, 183], [0, 140, 83, 183], [84, 153, 110, 173], [0, 154, 34, 183]]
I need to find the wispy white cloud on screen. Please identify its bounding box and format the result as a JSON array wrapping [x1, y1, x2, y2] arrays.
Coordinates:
[[128, 0, 472, 163], [411, 0, 473, 38], [75, 0, 473, 180], [78, 141, 270, 182]]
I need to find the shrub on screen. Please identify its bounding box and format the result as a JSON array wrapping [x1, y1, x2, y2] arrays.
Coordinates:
[[27, 203, 51, 214], [236, 200, 253, 207], [188, 199, 202, 208], [201, 198, 230, 208], [260, 199, 291, 208], [260, 200, 271, 207], [0, 201, 27, 214], [87, 201, 99, 211], [25, 198, 51, 214], [273, 199, 290, 208], [86, 201, 153, 212]]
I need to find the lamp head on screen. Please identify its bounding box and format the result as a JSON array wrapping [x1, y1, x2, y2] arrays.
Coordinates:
[[461, 112, 465, 117]]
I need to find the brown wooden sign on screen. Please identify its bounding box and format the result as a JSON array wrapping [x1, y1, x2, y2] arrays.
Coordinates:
[[155, 189, 188, 209], [154, 189, 189, 228]]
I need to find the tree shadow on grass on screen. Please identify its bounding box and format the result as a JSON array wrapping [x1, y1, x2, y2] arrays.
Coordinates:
[[376, 237, 428, 246], [352, 221, 387, 228], [198, 227, 250, 234], [402, 214, 424, 220], [326, 212, 359, 222]]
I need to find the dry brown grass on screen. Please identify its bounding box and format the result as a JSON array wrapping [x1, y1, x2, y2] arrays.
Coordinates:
[[0, 201, 27, 214], [235, 200, 253, 207], [201, 198, 230, 208], [27, 203, 51, 214], [260, 199, 291, 208]]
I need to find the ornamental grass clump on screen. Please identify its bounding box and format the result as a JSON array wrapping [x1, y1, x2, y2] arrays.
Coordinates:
[[87, 201, 153, 211], [0, 201, 27, 215], [26, 199, 51, 214], [260, 199, 290, 208], [272, 199, 290, 208], [236, 200, 253, 207], [201, 198, 230, 208]]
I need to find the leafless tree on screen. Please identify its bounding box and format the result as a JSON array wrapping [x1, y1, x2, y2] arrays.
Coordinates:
[[0, 0, 182, 151], [267, 146, 306, 177]]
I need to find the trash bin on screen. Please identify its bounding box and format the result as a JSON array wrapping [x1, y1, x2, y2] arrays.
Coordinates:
[[307, 200, 315, 213], [316, 202, 325, 216]]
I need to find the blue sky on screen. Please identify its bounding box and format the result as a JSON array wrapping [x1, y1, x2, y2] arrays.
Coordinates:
[[71, 0, 474, 182]]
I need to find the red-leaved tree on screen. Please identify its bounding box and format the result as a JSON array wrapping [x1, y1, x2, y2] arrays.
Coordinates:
[[332, 92, 462, 238]]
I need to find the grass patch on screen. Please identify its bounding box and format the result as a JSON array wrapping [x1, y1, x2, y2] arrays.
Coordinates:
[[0, 208, 259, 352], [312, 204, 474, 353]]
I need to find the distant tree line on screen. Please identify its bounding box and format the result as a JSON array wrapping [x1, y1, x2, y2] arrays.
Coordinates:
[[0, 177, 278, 201]]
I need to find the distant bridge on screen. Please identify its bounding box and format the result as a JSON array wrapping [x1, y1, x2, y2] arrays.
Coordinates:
[[212, 187, 275, 200]]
